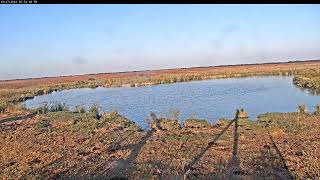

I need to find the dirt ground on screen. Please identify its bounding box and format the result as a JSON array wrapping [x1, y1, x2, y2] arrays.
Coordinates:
[[0, 111, 319, 179]]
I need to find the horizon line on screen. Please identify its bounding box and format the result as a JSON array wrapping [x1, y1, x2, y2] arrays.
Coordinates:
[[1, 58, 320, 82]]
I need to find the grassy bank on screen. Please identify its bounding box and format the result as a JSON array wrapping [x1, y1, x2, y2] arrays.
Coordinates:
[[293, 69, 320, 94]]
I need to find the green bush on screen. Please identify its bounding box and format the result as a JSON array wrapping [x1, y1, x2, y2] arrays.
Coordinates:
[[89, 104, 99, 114], [0, 100, 8, 112]]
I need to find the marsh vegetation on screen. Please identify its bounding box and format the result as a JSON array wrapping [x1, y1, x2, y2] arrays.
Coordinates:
[[1, 61, 320, 179]]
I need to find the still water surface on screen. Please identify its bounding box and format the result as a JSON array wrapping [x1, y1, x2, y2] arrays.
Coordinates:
[[25, 76, 320, 128]]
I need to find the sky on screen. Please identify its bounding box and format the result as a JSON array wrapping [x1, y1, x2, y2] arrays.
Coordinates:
[[0, 4, 320, 80]]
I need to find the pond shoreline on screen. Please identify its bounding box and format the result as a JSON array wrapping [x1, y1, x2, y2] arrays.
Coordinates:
[[2, 60, 320, 106], [23, 76, 320, 129]]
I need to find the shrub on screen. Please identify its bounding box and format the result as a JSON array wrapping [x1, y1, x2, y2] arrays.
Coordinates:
[[89, 104, 101, 119], [0, 100, 8, 112], [297, 104, 307, 114], [34, 89, 44, 96], [37, 102, 49, 114], [35, 119, 51, 132], [76, 105, 86, 113], [145, 112, 157, 126], [62, 103, 70, 111], [184, 119, 211, 128], [110, 109, 119, 118], [5, 103, 27, 112], [151, 118, 181, 130], [314, 104, 320, 115], [89, 104, 100, 114], [48, 102, 69, 112]]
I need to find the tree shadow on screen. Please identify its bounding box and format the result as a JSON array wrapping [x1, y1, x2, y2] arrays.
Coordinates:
[[106, 129, 155, 179], [17, 117, 295, 180], [19, 125, 154, 179]]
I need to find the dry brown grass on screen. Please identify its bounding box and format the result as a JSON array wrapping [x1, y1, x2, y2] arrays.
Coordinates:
[[1, 111, 319, 179]]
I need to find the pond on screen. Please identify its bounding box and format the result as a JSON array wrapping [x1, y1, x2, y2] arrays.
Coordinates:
[[25, 76, 320, 129]]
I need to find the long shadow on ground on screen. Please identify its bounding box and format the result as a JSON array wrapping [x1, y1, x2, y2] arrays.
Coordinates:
[[183, 119, 236, 178], [249, 134, 294, 179], [19, 118, 295, 179], [20, 124, 157, 179]]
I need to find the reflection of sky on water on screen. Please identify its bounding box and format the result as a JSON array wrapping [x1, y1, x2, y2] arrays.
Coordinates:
[[25, 76, 320, 129]]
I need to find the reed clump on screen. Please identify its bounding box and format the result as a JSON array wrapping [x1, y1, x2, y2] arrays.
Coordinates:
[[89, 104, 99, 114], [75, 105, 86, 113], [297, 104, 308, 114], [89, 104, 101, 119], [144, 112, 157, 126], [314, 104, 320, 115]]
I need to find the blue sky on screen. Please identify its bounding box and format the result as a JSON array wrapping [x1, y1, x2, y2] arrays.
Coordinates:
[[1, 4, 320, 80]]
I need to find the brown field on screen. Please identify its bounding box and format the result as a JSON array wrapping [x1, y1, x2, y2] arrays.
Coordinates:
[[0, 111, 319, 179], [1, 60, 320, 179], [1, 60, 320, 89]]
